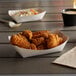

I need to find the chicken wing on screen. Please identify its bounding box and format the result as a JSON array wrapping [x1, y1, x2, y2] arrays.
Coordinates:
[[33, 30, 51, 38], [37, 44, 46, 50], [22, 30, 33, 40], [31, 37, 45, 46], [30, 43, 37, 50], [10, 33, 30, 49], [10, 30, 63, 50], [47, 34, 63, 48]]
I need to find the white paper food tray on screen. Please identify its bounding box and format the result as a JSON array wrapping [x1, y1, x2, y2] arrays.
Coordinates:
[[8, 31, 69, 58], [8, 8, 46, 23]]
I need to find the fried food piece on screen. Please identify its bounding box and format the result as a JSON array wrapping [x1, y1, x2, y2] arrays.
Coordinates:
[[55, 34, 63, 44], [22, 30, 33, 40], [10, 30, 64, 50], [10, 33, 30, 49], [37, 44, 46, 50], [31, 37, 45, 46], [47, 34, 63, 48], [30, 43, 37, 50], [59, 37, 63, 44], [33, 30, 51, 38]]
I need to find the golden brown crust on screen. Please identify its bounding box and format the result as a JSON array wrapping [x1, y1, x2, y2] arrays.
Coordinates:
[[33, 30, 51, 38], [10, 30, 64, 50], [37, 44, 46, 50], [30, 43, 37, 50], [22, 30, 33, 40], [31, 37, 45, 46], [47, 34, 63, 48], [10, 34, 30, 49]]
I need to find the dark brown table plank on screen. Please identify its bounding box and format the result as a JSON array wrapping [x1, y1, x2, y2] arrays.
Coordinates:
[[0, 6, 72, 14], [43, 14, 62, 21], [0, 22, 63, 31], [0, 57, 75, 74], [0, 0, 73, 7], [0, 0, 72, 1]]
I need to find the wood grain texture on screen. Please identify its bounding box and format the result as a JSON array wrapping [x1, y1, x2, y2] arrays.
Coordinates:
[[0, 22, 63, 31], [0, 0, 75, 74], [0, 1, 73, 7], [0, 57, 75, 74], [0, 0, 73, 14]]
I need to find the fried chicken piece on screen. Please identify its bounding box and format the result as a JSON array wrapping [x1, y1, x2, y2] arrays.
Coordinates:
[[30, 43, 37, 50], [37, 44, 46, 50], [10, 30, 63, 50], [33, 30, 51, 38], [59, 37, 63, 44], [22, 30, 33, 40], [47, 34, 63, 48], [31, 37, 45, 46], [55, 34, 63, 44], [10, 33, 30, 49]]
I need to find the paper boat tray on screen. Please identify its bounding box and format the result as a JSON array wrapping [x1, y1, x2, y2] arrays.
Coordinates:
[[8, 8, 46, 23], [8, 31, 69, 58]]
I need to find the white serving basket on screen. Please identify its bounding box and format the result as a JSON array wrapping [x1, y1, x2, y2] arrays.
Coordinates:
[[8, 31, 69, 58], [8, 8, 46, 23]]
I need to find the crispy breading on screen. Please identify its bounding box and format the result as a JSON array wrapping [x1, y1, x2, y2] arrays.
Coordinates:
[[33, 30, 51, 38], [58, 37, 63, 44], [10, 30, 64, 50], [55, 34, 63, 44], [47, 34, 63, 48], [30, 43, 37, 50], [10, 34, 30, 49], [31, 37, 45, 46], [37, 44, 46, 50], [22, 30, 33, 40]]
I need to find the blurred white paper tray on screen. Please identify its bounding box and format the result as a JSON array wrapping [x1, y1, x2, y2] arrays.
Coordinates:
[[8, 8, 46, 23], [8, 31, 69, 58]]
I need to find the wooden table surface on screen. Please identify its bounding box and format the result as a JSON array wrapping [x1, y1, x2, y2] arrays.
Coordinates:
[[0, 0, 76, 74]]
